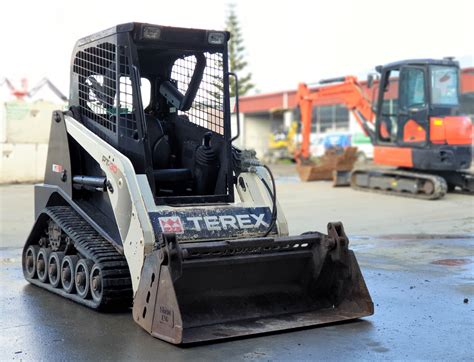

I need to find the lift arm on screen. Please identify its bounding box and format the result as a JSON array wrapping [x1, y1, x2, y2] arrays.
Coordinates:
[[295, 76, 376, 161]]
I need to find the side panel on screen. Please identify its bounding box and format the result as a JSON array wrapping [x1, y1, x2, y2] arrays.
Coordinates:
[[403, 119, 426, 143], [237, 168, 289, 237], [373, 146, 413, 167], [33, 184, 123, 252], [65, 115, 155, 292], [430, 116, 472, 145], [444, 116, 472, 145], [412, 145, 472, 171], [43, 111, 73, 198]]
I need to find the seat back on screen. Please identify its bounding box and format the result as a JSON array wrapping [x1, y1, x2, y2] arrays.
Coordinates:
[[146, 115, 171, 169]]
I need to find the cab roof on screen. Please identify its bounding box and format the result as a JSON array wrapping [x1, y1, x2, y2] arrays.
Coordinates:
[[75, 22, 230, 48]]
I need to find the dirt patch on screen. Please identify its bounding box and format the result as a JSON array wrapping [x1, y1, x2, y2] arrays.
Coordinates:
[[431, 258, 472, 266]]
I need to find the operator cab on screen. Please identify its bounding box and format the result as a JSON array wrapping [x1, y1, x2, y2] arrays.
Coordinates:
[[374, 58, 462, 146], [69, 23, 234, 205]]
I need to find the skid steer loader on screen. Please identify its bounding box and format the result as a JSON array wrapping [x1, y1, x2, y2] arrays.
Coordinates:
[[22, 23, 373, 344]]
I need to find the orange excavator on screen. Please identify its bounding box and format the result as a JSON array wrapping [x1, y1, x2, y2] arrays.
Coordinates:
[[296, 58, 473, 199]]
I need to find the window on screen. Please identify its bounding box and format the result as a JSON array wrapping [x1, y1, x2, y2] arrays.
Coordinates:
[[171, 52, 225, 135], [311, 107, 318, 132], [141, 78, 151, 109], [379, 69, 399, 143], [311, 105, 349, 133], [400, 68, 426, 109], [319, 106, 334, 133], [73, 42, 118, 134], [381, 70, 399, 115], [85, 75, 108, 116], [334, 105, 349, 130], [114, 77, 151, 112], [431, 66, 459, 105]]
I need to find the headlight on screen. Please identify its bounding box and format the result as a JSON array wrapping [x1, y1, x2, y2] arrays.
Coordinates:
[[142, 26, 161, 40], [208, 32, 225, 45]]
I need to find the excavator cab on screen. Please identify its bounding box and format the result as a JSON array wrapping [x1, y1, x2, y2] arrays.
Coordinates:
[[372, 59, 472, 171], [296, 58, 473, 197]]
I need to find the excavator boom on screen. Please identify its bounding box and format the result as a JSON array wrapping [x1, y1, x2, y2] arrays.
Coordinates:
[[295, 76, 375, 161]]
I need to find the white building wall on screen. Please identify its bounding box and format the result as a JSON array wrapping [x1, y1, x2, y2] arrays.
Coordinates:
[[349, 112, 360, 134], [0, 100, 65, 183], [232, 113, 273, 159]]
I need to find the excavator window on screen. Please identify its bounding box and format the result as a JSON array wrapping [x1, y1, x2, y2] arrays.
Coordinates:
[[379, 69, 399, 143], [431, 66, 459, 106], [399, 68, 426, 110]]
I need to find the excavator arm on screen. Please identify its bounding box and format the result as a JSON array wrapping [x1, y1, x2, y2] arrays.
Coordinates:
[[295, 76, 376, 161]]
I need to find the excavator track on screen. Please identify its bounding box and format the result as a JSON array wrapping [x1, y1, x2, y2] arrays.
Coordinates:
[[22, 206, 132, 311], [351, 168, 448, 200]]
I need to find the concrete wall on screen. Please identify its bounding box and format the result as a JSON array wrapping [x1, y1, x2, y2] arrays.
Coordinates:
[[232, 113, 273, 159], [0, 100, 65, 184]]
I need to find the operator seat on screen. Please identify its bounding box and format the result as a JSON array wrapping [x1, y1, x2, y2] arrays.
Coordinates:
[[146, 115, 171, 169], [145, 115, 191, 186]]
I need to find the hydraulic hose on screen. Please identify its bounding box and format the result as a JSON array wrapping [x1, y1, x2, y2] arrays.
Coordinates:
[[260, 165, 277, 237]]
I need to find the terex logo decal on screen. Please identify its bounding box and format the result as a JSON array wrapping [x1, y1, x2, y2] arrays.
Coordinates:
[[159, 217, 184, 234], [151, 207, 272, 239], [188, 214, 268, 231], [51, 164, 63, 173], [157, 214, 269, 233]]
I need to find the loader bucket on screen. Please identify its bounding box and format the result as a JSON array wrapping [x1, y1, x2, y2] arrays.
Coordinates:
[[297, 147, 358, 182], [133, 222, 373, 344]]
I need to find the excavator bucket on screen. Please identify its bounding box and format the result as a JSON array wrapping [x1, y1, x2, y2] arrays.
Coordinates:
[[133, 222, 373, 344], [297, 147, 358, 183]]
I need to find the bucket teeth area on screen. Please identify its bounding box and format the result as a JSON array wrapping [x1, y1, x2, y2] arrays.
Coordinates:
[[133, 223, 373, 344]]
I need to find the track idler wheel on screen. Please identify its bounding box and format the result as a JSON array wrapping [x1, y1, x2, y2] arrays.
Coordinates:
[[36, 248, 51, 283], [61, 255, 79, 293], [90, 264, 103, 303], [24, 245, 40, 279], [48, 252, 65, 288], [75, 259, 94, 299], [422, 180, 435, 195]]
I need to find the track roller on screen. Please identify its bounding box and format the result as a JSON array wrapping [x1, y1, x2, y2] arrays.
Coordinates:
[[24, 245, 40, 279], [48, 252, 65, 288], [75, 259, 94, 299], [61, 255, 79, 294], [37, 248, 51, 283], [90, 264, 103, 303]]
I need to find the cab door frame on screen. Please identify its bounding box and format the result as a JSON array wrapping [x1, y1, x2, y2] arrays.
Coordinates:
[[397, 64, 429, 148]]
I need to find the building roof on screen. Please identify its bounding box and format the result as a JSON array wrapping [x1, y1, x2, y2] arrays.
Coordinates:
[[239, 67, 474, 114]]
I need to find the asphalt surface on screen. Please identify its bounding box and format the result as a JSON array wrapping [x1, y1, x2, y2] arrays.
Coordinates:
[[1, 181, 473, 361]]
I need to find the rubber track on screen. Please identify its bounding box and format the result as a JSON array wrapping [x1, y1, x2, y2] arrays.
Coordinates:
[[351, 169, 448, 200], [26, 206, 132, 311]]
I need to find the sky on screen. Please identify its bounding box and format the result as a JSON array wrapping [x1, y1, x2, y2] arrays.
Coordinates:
[[0, 0, 473, 99]]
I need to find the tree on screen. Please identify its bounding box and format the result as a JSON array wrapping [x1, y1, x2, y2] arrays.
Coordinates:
[[225, 3, 255, 96]]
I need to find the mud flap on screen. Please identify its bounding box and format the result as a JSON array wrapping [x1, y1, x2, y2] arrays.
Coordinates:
[[133, 223, 373, 344]]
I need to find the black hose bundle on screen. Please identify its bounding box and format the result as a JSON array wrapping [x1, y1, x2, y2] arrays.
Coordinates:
[[260, 165, 277, 237]]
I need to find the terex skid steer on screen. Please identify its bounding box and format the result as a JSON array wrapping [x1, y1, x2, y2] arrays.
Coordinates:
[[22, 23, 373, 344]]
